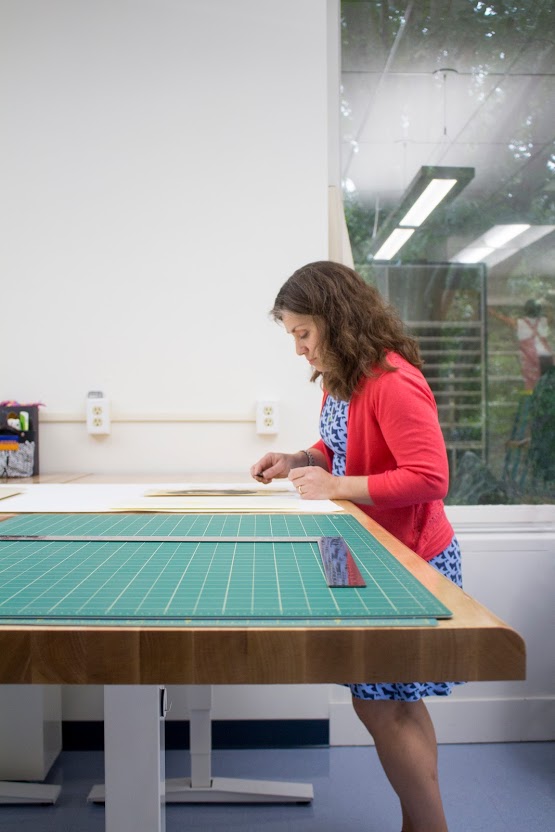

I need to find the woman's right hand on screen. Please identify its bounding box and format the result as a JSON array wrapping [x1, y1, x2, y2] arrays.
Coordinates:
[[250, 452, 299, 484]]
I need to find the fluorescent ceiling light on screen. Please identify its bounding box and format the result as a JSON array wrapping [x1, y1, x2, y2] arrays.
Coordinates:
[[482, 224, 530, 248], [452, 224, 554, 266], [369, 166, 475, 261], [454, 245, 494, 264], [373, 228, 415, 261], [399, 179, 457, 227]]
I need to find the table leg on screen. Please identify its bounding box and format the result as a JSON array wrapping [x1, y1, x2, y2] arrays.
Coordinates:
[[0, 685, 62, 804], [166, 685, 313, 803], [88, 685, 166, 832]]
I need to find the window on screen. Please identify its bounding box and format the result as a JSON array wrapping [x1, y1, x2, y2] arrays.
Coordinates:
[[341, 1, 555, 504]]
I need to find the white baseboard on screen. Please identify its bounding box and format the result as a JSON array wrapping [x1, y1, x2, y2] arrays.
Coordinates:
[[329, 696, 555, 745]]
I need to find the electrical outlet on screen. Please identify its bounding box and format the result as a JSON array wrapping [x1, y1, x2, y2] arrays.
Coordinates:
[[256, 400, 279, 435], [86, 391, 111, 435]]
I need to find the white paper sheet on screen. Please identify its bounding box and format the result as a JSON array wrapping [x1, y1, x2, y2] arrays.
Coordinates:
[[0, 483, 343, 514]]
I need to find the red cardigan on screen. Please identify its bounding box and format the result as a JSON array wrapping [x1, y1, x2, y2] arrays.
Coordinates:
[[311, 352, 454, 561]]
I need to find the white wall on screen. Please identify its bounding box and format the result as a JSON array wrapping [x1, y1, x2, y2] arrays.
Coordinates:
[[0, 0, 328, 473]]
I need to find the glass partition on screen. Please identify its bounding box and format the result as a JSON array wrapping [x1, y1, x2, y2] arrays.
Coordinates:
[[341, 1, 555, 504]]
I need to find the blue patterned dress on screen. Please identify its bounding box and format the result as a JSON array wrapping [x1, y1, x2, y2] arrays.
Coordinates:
[[319, 394, 463, 701]]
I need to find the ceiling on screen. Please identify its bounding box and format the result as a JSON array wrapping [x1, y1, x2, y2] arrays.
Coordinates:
[[340, 0, 555, 276]]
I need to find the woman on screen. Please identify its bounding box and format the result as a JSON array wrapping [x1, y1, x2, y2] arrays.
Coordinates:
[[250, 261, 462, 832], [489, 299, 553, 390]]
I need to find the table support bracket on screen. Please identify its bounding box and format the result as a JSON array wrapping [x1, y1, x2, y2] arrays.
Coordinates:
[[0, 782, 61, 804], [165, 685, 313, 803]]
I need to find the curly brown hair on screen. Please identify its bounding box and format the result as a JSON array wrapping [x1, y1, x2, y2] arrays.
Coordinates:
[[271, 261, 422, 401]]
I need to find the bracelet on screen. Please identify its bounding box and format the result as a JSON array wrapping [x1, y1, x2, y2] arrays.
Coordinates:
[[301, 448, 315, 466]]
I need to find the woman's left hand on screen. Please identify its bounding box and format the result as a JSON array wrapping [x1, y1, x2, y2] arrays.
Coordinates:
[[288, 466, 338, 500]]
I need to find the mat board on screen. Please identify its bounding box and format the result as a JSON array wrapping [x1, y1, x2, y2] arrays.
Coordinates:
[[0, 513, 451, 625]]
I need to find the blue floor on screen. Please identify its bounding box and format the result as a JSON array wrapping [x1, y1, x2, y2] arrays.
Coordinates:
[[1, 743, 553, 831]]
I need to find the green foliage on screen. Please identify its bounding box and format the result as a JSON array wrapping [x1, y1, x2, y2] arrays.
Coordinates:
[[528, 367, 555, 482]]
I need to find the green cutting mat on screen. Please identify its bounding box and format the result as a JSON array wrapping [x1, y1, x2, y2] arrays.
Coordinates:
[[0, 513, 451, 626]]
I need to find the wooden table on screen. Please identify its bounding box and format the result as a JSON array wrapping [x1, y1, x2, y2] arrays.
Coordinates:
[[0, 501, 525, 687], [0, 481, 526, 832]]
